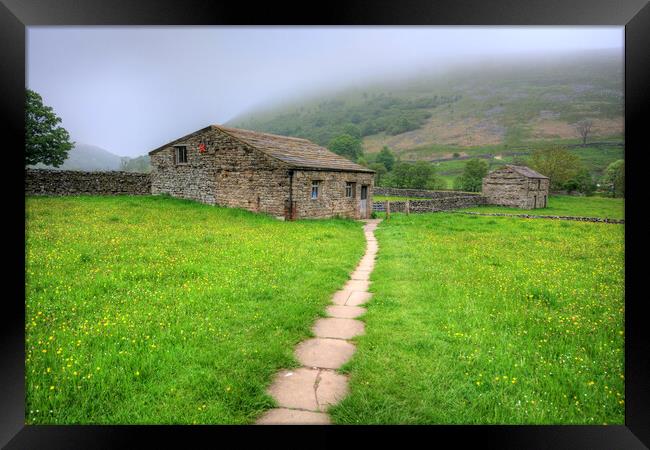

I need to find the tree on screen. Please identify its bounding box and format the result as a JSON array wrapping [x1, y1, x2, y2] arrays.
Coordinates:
[[328, 134, 363, 161], [387, 161, 441, 189], [376, 146, 396, 171], [575, 119, 594, 146], [119, 157, 130, 171], [455, 158, 488, 192], [529, 145, 582, 191], [603, 159, 624, 197], [369, 162, 388, 185], [563, 168, 596, 196], [25, 89, 74, 167], [342, 123, 362, 139]]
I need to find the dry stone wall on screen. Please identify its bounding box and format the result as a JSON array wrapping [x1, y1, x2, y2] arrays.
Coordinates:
[[374, 187, 481, 199], [373, 195, 487, 212], [25, 169, 151, 196], [453, 211, 624, 224]]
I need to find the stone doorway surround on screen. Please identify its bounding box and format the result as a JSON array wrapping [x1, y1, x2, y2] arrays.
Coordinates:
[[256, 219, 381, 425]]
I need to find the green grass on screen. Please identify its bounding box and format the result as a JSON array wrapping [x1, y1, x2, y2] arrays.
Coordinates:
[[460, 195, 624, 219], [25, 195, 366, 424], [330, 213, 624, 424]]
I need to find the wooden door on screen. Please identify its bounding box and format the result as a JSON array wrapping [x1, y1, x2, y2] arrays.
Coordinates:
[[360, 185, 368, 218]]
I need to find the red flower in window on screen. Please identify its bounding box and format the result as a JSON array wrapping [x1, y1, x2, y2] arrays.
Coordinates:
[[198, 143, 206, 153]]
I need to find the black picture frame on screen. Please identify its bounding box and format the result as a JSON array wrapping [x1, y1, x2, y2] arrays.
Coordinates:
[[2, 1, 648, 448]]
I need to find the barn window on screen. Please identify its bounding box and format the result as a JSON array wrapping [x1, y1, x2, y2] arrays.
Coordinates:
[[311, 180, 320, 199], [174, 146, 188, 164], [345, 182, 356, 198]]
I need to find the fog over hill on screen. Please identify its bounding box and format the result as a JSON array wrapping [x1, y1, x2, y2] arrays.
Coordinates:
[[29, 143, 150, 172], [229, 49, 623, 157], [28, 27, 621, 158]]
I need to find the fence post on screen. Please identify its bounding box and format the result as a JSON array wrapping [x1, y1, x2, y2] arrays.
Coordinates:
[[386, 201, 390, 221], [406, 200, 410, 215]]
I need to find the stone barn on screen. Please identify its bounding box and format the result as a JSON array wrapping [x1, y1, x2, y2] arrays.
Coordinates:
[[482, 165, 549, 209], [148, 125, 375, 220]]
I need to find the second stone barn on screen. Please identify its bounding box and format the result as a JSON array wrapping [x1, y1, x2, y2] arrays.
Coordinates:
[[149, 125, 375, 220], [482, 165, 550, 209]]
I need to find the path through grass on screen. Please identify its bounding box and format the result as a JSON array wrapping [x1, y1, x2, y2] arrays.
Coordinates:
[[25, 196, 366, 424]]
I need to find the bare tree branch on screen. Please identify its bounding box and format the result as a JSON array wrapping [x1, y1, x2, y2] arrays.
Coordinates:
[[575, 119, 594, 146]]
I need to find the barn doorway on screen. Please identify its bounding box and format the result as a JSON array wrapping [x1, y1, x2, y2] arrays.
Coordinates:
[[360, 185, 368, 218]]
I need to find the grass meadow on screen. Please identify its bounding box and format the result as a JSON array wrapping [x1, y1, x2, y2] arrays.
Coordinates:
[[331, 213, 624, 424], [460, 195, 624, 219], [25, 196, 366, 424]]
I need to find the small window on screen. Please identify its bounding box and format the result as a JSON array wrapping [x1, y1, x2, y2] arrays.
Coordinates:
[[537, 179, 541, 189], [175, 146, 188, 164], [311, 180, 320, 199], [345, 182, 356, 198]]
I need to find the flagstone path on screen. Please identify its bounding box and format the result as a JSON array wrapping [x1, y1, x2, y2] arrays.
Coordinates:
[[256, 219, 381, 425]]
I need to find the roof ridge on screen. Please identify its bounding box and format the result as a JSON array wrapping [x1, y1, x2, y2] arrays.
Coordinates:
[[211, 124, 373, 173], [212, 124, 312, 143], [504, 164, 548, 179], [150, 124, 374, 173]]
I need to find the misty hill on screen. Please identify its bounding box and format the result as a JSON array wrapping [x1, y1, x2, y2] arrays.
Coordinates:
[[30, 143, 151, 173], [30, 143, 123, 171], [121, 154, 151, 173], [229, 50, 623, 162]]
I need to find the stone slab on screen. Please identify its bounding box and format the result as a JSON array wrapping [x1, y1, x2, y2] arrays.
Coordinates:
[[359, 256, 376, 265], [256, 408, 331, 425], [345, 280, 370, 292], [267, 368, 320, 411], [331, 290, 352, 305], [350, 270, 371, 281], [315, 370, 349, 411], [326, 305, 366, 319], [313, 318, 365, 339], [295, 337, 356, 369], [346, 291, 372, 306]]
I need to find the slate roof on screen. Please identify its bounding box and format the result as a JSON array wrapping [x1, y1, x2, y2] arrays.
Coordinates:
[[504, 165, 549, 179], [149, 124, 374, 173]]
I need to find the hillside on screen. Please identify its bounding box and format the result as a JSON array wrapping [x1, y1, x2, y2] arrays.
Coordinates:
[[30, 143, 123, 171], [229, 50, 623, 181], [30, 143, 151, 173]]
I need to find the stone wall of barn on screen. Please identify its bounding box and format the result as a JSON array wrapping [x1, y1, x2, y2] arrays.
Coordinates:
[[523, 178, 550, 209], [25, 169, 151, 196], [291, 170, 375, 220], [150, 127, 292, 218], [482, 168, 549, 209], [150, 127, 221, 205]]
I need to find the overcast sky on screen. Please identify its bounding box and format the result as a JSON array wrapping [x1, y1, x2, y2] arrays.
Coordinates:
[[27, 26, 623, 157]]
